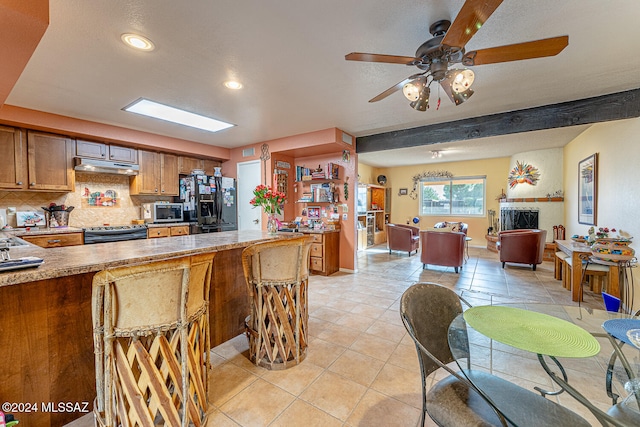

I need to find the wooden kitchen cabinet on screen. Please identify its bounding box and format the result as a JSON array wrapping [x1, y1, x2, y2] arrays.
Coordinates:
[[148, 225, 189, 238], [130, 150, 178, 196], [0, 126, 27, 190], [22, 232, 84, 248], [178, 156, 204, 174], [26, 131, 75, 191], [76, 140, 138, 164], [305, 231, 340, 276]]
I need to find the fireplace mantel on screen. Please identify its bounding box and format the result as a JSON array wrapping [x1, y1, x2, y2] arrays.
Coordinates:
[[499, 197, 564, 203]]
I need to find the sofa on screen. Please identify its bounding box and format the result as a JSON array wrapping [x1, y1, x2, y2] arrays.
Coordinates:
[[498, 229, 547, 271], [420, 230, 465, 273], [433, 221, 468, 235], [386, 223, 420, 256]]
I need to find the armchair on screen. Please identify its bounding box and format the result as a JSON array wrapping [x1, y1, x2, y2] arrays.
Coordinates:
[[498, 229, 547, 271], [386, 223, 420, 256], [420, 230, 465, 273]]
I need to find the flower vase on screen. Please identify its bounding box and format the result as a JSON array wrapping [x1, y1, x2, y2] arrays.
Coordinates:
[[267, 214, 278, 235]]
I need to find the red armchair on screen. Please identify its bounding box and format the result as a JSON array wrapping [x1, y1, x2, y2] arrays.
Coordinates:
[[386, 224, 420, 256], [498, 229, 547, 271], [420, 230, 465, 273]]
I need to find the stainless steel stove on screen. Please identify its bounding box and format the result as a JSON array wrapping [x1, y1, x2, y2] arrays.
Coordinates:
[[83, 224, 148, 244]]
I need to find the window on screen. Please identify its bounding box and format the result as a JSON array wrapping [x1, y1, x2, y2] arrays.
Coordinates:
[[419, 176, 486, 216]]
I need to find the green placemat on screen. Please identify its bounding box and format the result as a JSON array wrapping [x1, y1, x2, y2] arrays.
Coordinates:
[[463, 306, 600, 358]]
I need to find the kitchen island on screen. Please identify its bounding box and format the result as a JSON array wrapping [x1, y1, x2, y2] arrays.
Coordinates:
[[0, 230, 284, 426]]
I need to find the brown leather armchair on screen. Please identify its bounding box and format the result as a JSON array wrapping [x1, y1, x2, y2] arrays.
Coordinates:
[[386, 223, 420, 256], [420, 230, 465, 273], [498, 229, 547, 271]]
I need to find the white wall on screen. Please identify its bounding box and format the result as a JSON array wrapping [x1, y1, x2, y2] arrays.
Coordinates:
[[564, 117, 640, 312]]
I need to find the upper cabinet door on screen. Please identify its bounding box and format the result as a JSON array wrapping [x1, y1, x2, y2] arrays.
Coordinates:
[[130, 150, 160, 195], [108, 145, 138, 164], [178, 156, 204, 174], [27, 131, 75, 192], [0, 126, 27, 190], [76, 139, 107, 159], [160, 153, 179, 195]]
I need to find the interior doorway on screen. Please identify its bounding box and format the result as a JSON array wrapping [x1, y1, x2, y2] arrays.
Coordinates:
[[237, 160, 262, 231]]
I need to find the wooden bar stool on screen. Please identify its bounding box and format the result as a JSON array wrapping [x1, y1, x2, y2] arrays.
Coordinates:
[[92, 253, 215, 427], [554, 251, 568, 280], [242, 236, 313, 370], [563, 256, 610, 295]]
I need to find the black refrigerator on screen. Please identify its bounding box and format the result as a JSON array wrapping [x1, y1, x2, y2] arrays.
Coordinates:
[[179, 174, 237, 233]]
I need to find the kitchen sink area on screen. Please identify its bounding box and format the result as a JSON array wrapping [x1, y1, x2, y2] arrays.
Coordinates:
[[0, 236, 29, 247]]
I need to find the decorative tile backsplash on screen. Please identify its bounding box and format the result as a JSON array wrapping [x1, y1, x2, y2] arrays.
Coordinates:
[[0, 173, 172, 228]]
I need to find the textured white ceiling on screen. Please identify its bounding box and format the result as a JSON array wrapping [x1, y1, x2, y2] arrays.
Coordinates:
[[6, 0, 640, 165]]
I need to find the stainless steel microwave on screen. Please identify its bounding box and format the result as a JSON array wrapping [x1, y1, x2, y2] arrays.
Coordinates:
[[142, 202, 184, 223]]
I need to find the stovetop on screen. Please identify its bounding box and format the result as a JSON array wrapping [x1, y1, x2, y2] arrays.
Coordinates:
[[84, 224, 147, 231]]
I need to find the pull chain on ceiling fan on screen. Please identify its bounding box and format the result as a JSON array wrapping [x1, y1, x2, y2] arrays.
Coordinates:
[[345, 0, 568, 111]]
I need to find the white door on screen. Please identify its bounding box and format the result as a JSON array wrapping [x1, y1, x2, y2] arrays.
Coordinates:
[[237, 160, 262, 230]]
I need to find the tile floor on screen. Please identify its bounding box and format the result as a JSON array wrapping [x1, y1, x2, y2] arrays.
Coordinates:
[[68, 244, 629, 427]]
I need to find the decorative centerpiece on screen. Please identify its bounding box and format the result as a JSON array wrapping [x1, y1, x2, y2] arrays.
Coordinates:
[[587, 226, 635, 262], [250, 184, 286, 235]]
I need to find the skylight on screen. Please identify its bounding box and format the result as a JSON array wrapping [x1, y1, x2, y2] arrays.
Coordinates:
[[123, 99, 234, 133]]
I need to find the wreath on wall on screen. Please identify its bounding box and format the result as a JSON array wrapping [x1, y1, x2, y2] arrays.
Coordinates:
[[409, 170, 453, 199]]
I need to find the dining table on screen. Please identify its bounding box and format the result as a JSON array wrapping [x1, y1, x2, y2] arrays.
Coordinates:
[[555, 239, 621, 302], [448, 303, 640, 426]]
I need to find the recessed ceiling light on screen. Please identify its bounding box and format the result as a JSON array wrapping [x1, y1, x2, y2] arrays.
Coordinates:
[[121, 33, 155, 51], [123, 98, 234, 133], [224, 81, 243, 90]]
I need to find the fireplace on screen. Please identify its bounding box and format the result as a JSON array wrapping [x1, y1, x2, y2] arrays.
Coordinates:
[[501, 208, 539, 230]]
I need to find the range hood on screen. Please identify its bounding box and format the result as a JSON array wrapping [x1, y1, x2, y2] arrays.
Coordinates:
[[74, 158, 140, 175]]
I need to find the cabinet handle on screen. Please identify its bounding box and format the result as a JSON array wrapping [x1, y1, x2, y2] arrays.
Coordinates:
[[161, 189, 165, 193], [155, 189, 158, 192], [102, 153, 105, 157], [30, 182, 35, 186], [48, 239, 61, 244], [16, 181, 22, 185]]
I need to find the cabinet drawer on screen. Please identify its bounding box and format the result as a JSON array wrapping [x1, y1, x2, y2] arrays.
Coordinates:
[[148, 227, 170, 238], [22, 232, 84, 248], [170, 226, 189, 236], [309, 233, 323, 243], [310, 243, 324, 257], [310, 257, 324, 272]]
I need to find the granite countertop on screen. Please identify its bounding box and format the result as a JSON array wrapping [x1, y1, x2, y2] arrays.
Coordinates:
[[2, 227, 84, 238], [0, 230, 284, 288], [285, 228, 340, 234]]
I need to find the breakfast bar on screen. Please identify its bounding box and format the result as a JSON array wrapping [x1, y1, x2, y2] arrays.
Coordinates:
[[0, 230, 284, 427]]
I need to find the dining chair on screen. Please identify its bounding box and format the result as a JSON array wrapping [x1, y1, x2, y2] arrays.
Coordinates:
[[400, 282, 591, 427]]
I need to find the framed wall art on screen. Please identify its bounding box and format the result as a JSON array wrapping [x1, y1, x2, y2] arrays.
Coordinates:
[[578, 153, 597, 225]]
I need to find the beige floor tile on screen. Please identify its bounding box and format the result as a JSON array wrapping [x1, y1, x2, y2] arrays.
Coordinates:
[[219, 379, 295, 426], [204, 407, 242, 426], [370, 363, 423, 409], [208, 362, 260, 407], [315, 322, 362, 347], [349, 332, 400, 362], [270, 399, 343, 427], [334, 311, 377, 331], [387, 341, 421, 372], [299, 371, 368, 421], [346, 389, 421, 427], [305, 336, 347, 368], [328, 348, 385, 386], [261, 360, 325, 395], [349, 302, 387, 319], [365, 319, 407, 343]]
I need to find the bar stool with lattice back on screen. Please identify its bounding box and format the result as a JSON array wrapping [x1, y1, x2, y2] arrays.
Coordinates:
[[242, 236, 313, 370], [91, 252, 215, 427]]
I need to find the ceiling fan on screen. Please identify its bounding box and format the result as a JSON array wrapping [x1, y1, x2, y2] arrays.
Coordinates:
[[345, 0, 568, 111]]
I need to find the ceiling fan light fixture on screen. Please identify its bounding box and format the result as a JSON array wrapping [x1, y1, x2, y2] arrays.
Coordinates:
[[451, 69, 475, 93], [409, 85, 430, 111], [402, 77, 426, 101]]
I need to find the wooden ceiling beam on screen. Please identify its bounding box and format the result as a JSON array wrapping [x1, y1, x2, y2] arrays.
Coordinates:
[[355, 87, 640, 153]]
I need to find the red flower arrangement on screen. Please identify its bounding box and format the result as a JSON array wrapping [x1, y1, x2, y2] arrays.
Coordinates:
[[250, 184, 286, 215]]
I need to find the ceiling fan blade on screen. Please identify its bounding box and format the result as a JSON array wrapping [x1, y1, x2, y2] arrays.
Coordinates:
[[345, 52, 418, 65], [442, 0, 503, 49], [462, 35, 569, 66], [368, 76, 420, 103]]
